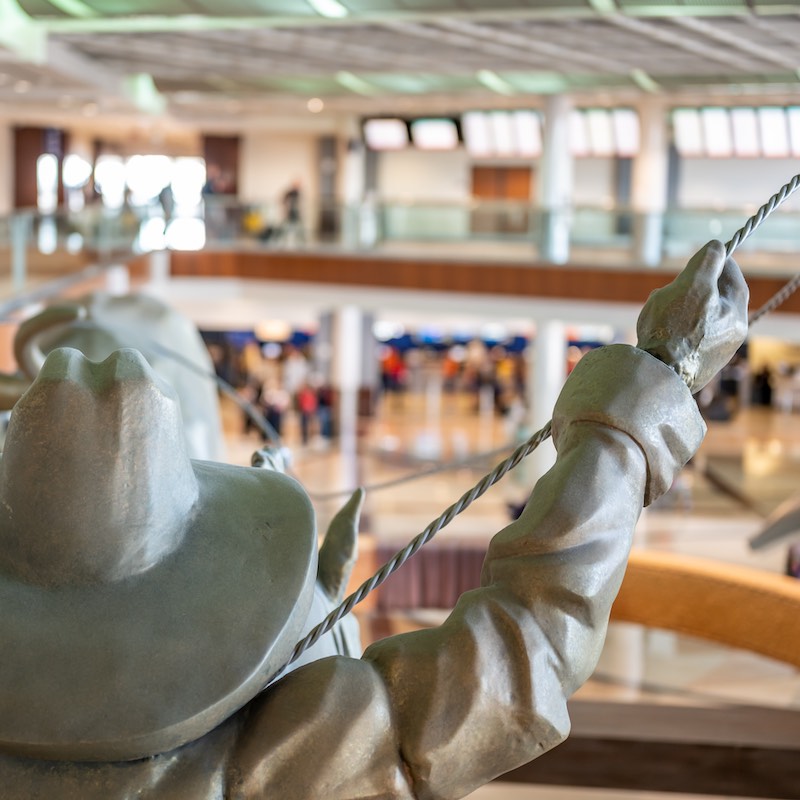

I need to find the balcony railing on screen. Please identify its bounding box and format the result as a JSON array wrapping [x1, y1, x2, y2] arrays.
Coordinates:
[[2, 197, 800, 297]]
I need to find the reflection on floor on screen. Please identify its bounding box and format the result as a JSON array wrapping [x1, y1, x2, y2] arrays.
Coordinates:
[[223, 390, 800, 799]]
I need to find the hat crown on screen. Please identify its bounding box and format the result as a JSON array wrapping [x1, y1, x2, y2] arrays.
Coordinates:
[[0, 348, 199, 587]]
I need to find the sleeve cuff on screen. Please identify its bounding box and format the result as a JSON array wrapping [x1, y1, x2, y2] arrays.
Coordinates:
[[552, 344, 706, 506]]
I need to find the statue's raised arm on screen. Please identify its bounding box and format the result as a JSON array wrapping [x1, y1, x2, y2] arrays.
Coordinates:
[[229, 240, 748, 799], [0, 241, 747, 800]]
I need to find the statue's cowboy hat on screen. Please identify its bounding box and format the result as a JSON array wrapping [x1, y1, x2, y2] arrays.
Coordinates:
[[0, 348, 317, 762]]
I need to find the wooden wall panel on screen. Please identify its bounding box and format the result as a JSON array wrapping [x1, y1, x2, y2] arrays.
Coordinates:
[[168, 249, 800, 316]]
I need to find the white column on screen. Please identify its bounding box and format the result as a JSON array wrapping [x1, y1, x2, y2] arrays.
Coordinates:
[[148, 249, 171, 285], [0, 123, 12, 216], [526, 320, 567, 482], [105, 264, 130, 295], [10, 213, 32, 293], [331, 305, 364, 459], [341, 117, 369, 248], [632, 98, 668, 267], [538, 95, 573, 264]]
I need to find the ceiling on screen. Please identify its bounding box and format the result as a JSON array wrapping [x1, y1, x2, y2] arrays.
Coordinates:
[[1, 0, 800, 128]]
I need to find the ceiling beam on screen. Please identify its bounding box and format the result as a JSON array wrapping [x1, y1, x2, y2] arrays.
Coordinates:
[[45, 38, 125, 95], [672, 15, 800, 72], [433, 17, 631, 74], [31, 4, 790, 37], [379, 21, 573, 73], [604, 14, 763, 72]]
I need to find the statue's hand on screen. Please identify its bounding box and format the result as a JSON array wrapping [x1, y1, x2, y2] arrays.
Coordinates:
[[636, 239, 749, 394]]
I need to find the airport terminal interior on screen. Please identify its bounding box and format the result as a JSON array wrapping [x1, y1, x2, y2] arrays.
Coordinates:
[[2, 0, 800, 797]]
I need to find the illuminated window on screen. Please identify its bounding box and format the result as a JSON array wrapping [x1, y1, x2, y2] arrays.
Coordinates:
[[569, 110, 590, 157], [171, 157, 206, 208], [489, 111, 514, 156], [612, 109, 640, 157], [758, 107, 789, 157], [36, 153, 59, 213], [701, 107, 733, 158], [462, 111, 493, 157], [513, 110, 542, 157], [94, 155, 126, 209], [125, 155, 172, 206], [62, 154, 92, 189], [673, 109, 703, 157], [586, 109, 614, 157], [787, 107, 800, 157], [410, 118, 459, 150], [363, 118, 408, 150], [730, 108, 760, 157]]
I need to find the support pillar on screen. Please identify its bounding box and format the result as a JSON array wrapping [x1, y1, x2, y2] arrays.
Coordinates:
[[632, 98, 668, 267], [148, 249, 171, 285], [342, 118, 367, 248], [324, 306, 376, 489], [333, 306, 363, 456], [525, 320, 567, 483], [0, 123, 12, 216], [538, 95, 573, 264], [10, 213, 32, 293], [105, 264, 130, 295], [341, 116, 380, 249], [322, 306, 377, 436]]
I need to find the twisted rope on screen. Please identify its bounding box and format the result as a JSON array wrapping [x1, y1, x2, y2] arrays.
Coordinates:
[[748, 273, 800, 326], [722, 173, 800, 324], [271, 420, 552, 680], [300, 175, 800, 504], [725, 174, 800, 259], [307, 440, 519, 502], [275, 174, 800, 679]]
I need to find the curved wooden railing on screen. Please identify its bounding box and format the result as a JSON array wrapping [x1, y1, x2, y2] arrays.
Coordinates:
[[357, 542, 800, 797], [612, 549, 800, 668]]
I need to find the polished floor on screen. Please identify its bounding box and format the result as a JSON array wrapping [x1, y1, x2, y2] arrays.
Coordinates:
[[223, 387, 800, 800]]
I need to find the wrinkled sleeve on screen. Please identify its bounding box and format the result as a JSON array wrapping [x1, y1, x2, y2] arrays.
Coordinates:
[[230, 345, 705, 800]]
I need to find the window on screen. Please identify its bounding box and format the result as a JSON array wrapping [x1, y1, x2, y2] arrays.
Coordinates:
[[410, 118, 459, 150], [363, 118, 408, 150]]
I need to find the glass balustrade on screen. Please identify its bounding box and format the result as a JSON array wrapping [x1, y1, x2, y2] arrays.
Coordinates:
[[1, 199, 800, 298]]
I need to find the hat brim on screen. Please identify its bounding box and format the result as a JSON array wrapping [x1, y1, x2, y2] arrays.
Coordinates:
[[0, 461, 316, 762]]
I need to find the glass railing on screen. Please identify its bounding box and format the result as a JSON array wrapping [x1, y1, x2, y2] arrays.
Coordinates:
[[2, 198, 800, 299]]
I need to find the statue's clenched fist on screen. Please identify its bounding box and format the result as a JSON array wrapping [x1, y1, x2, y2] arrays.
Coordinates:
[[637, 239, 749, 394]]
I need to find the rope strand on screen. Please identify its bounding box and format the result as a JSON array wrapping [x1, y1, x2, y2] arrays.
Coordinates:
[[275, 173, 800, 678], [725, 174, 800, 259], [270, 421, 552, 682]]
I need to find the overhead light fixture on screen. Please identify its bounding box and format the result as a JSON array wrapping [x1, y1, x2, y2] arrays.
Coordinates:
[[630, 68, 660, 94], [307, 0, 348, 19], [45, 0, 98, 18], [123, 73, 167, 115], [307, 97, 324, 113], [476, 69, 515, 96], [588, 0, 617, 14], [336, 71, 374, 95]]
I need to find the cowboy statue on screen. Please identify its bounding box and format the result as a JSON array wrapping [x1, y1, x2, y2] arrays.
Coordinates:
[[0, 240, 746, 798]]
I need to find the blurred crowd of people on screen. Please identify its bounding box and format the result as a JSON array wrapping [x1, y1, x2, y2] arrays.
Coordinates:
[[208, 334, 604, 451], [240, 342, 332, 445], [380, 340, 528, 417]]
